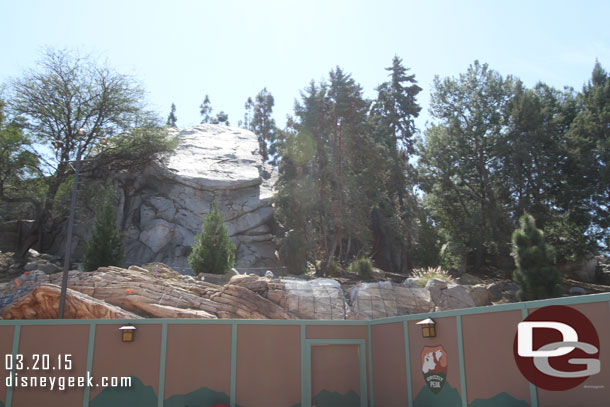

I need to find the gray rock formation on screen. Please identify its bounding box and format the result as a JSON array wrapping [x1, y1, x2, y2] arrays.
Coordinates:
[[54, 125, 280, 272], [120, 125, 279, 271]]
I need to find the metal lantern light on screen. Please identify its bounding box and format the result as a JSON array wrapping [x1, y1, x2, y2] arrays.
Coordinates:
[[416, 318, 436, 338], [119, 325, 136, 342]]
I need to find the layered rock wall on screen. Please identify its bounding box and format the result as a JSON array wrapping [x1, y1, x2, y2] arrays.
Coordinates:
[[55, 125, 279, 271]]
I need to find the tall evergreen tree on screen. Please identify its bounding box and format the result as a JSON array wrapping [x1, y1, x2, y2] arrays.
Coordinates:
[[276, 67, 396, 273], [200, 95, 213, 124], [251, 88, 276, 162], [512, 213, 560, 300], [84, 190, 124, 271], [418, 61, 515, 273], [166, 103, 177, 127], [243, 97, 254, 130], [564, 61, 610, 251], [370, 56, 423, 272], [372, 55, 422, 155]]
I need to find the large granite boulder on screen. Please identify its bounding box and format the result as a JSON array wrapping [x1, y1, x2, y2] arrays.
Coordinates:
[[52, 125, 280, 273]]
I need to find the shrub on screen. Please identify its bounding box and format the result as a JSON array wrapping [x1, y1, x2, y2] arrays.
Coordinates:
[[84, 190, 124, 271], [348, 257, 374, 279], [188, 200, 236, 275], [410, 266, 455, 287], [512, 213, 560, 301]]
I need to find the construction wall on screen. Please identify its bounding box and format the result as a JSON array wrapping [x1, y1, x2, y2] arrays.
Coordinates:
[[0, 293, 608, 407]]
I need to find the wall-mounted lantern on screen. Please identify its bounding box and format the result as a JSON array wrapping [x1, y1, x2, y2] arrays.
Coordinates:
[[416, 318, 436, 338], [119, 325, 136, 342]]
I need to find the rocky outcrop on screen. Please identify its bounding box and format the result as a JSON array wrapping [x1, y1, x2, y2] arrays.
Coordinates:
[[2, 285, 141, 319], [49, 125, 279, 272], [0, 260, 507, 321]]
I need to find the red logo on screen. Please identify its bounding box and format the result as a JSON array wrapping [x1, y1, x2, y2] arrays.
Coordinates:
[[513, 305, 600, 391]]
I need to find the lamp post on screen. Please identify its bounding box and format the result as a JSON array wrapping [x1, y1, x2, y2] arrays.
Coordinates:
[[57, 129, 106, 319]]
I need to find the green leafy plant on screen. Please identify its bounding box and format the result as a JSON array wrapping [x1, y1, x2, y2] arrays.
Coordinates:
[[84, 189, 124, 271], [512, 213, 561, 300], [188, 200, 236, 275], [348, 257, 374, 279]]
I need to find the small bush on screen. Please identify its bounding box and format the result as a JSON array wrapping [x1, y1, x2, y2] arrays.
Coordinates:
[[512, 213, 560, 301], [348, 257, 374, 279], [188, 200, 236, 275], [84, 189, 124, 271], [410, 266, 455, 287]]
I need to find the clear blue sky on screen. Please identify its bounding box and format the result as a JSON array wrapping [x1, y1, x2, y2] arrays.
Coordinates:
[[1, 0, 609, 130]]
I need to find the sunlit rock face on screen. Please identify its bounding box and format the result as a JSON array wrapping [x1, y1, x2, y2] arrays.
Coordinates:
[[116, 124, 278, 271]]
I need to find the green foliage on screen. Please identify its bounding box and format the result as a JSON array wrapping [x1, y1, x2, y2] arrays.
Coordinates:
[[212, 111, 230, 126], [419, 59, 609, 273], [98, 125, 178, 171], [275, 60, 423, 274], [188, 201, 236, 275], [0, 99, 40, 207], [277, 229, 308, 274], [84, 188, 124, 271], [348, 257, 374, 278], [250, 87, 277, 162], [199, 95, 212, 123], [166, 103, 177, 126], [5, 48, 169, 253], [418, 61, 515, 273], [512, 213, 561, 301]]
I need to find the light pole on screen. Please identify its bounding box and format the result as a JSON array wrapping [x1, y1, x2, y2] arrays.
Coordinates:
[[57, 129, 106, 319]]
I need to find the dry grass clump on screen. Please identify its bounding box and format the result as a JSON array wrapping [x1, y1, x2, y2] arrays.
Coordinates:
[[410, 266, 455, 287]]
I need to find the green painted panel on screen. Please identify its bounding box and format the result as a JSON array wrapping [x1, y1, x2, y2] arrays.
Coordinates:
[[312, 389, 360, 407], [468, 392, 529, 407], [413, 383, 462, 407], [164, 387, 230, 407], [89, 376, 157, 407]]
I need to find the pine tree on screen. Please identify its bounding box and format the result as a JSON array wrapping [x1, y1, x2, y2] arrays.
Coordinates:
[[512, 213, 561, 300], [84, 191, 124, 271], [243, 97, 254, 130], [188, 200, 236, 275], [252, 88, 276, 162], [166, 103, 177, 126], [200, 95, 213, 124], [212, 111, 230, 126]]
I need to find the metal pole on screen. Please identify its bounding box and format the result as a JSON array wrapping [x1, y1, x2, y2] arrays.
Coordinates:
[[58, 147, 82, 319]]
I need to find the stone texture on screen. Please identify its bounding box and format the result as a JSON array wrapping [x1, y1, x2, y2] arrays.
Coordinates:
[[403, 277, 422, 287], [469, 284, 492, 306], [425, 279, 448, 304], [1, 284, 141, 320], [457, 273, 484, 285], [350, 281, 434, 320], [434, 285, 476, 311], [568, 286, 587, 296], [49, 125, 280, 272]]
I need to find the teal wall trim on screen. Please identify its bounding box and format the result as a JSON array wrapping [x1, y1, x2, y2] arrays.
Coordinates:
[[367, 324, 374, 407], [301, 324, 307, 407], [456, 316, 467, 407], [157, 322, 168, 407], [0, 293, 607, 329], [403, 321, 413, 407], [5, 325, 20, 407], [230, 323, 237, 407], [521, 307, 538, 407], [83, 323, 96, 407], [370, 292, 610, 325]]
